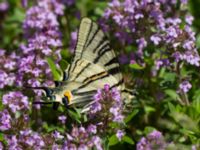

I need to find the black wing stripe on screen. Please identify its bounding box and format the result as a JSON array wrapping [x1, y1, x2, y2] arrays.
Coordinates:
[[75, 66, 121, 91], [70, 59, 80, 74], [72, 90, 97, 96], [105, 57, 118, 66], [107, 66, 120, 75], [93, 36, 107, 53], [62, 71, 68, 81], [76, 74, 110, 91], [85, 25, 100, 48], [79, 21, 93, 59], [73, 63, 91, 81], [110, 79, 124, 89], [83, 71, 108, 83], [94, 47, 111, 63]]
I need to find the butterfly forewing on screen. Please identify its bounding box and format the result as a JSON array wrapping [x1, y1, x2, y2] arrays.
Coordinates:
[[65, 18, 124, 92]]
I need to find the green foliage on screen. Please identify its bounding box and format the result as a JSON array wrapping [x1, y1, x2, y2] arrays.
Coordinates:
[[0, 0, 200, 149]]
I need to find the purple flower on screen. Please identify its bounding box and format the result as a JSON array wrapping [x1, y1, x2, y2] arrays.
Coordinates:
[[136, 38, 147, 54], [137, 137, 150, 150], [6, 135, 21, 150], [0, 2, 9, 12], [19, 129, 45, 148], [147, 130, 162, 140], [137, 130, 166, 150], [21, 0, 28, 8], [0, 70, 8, 88], [102, 0, 199, 69], [181, 0, 188, 4], [63, 0, 75, 6], [0, 50, 18, 88], [111, 88, 121, 102], [0, 142, 3, 149], [52, 144, 60, 150], [87, 124, 97, 134], [69, 31, 78, 53], [150, 35, 161, 45], [91, 136, 103, 150], [119, 53, 129, 64], [155, 59, 170, 70], [93, 89, 102, 101], [116, 130, 125, 141], [185, 15, 194, 25], [17, 0, 63, 92], [53, 131, 64, 140], [90, 102, 102, 114], [104, 84, 110, 92], [89, 84, 124, 127], [38, 0, 65, 15], [65, 125, 103, 150], [180, 51, 200, 66], [2, 91, 29, 113], [58, 115, 67, 124], [78, 144, 88, 150], [0, 109, 11, 131], [179, 81, 192, 93]]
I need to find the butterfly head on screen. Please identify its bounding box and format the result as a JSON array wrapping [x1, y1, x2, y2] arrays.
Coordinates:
[[47, 89, 73, 107], [30, 86, 73, 108], [61, 90, 73, 107]]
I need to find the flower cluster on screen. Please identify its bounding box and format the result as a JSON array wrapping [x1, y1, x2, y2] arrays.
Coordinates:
[[137, 130, 166, 150], [0, 1, 9, 12], [62, 125, 103, 150], [0, 50, 18, 88], [103, 0, 199, 66], [0, 109, 11, 131], [5, 129, 45, 150], [102, 0, 198, 94], [87, 84, 125, 141], [89, 84, 124, 123], [179, 80, 192, 93], [2, 91, 29, 113], [17, 0, 64, 87], [0, 91, 29, 132]]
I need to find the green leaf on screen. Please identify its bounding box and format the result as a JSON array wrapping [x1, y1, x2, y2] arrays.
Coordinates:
[[167, 102, 176, 113], [0, 133, 4, 141], [162, 72, 176, 83], [67, 109, 81, 124], [170, 112, 199, 132], [144, 126, 156, 135], [144, 106, 156, 113], [108, 135, 119, 146], [129, 63, 144, 70], [46, 57, 62, 81], [196, 33, 200, 48], [122, 136, 135, 145], [192, 89, 200, 114], [59, 59, 69, 71], [125, 109, 139, 123], [164, 89, 180, 100]]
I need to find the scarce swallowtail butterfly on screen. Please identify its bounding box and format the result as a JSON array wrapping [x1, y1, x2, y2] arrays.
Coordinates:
[[32, 18, 133, 111]]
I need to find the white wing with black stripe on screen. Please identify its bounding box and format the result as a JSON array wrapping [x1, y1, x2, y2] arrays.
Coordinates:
[[65, 18, 124, 93]]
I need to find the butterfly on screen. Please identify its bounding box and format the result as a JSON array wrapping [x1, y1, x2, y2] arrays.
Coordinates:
[[32, 18, 133, 111]]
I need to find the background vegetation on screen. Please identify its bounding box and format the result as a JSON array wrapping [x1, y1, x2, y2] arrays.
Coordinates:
[[0, 0, 199, 149]]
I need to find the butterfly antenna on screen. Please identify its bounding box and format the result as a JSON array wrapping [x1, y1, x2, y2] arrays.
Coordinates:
[[25, 86, 53, 97], [33, 101, 53, 105]]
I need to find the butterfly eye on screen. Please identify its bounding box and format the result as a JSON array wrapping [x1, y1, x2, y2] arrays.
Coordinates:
[[62, 96, 69, 107]]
